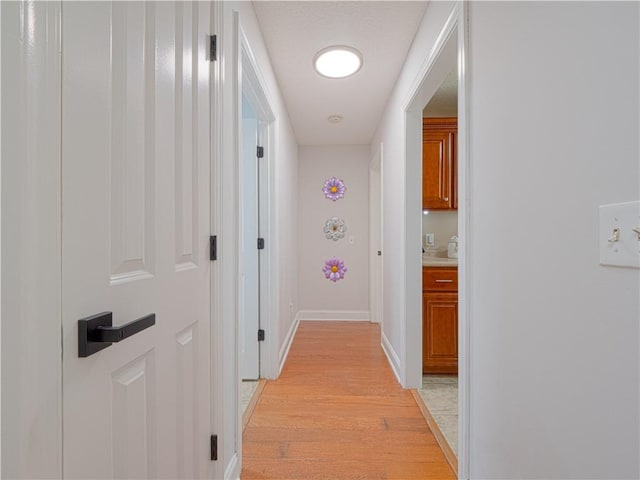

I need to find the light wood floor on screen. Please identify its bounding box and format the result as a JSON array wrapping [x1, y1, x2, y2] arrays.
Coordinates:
[[241, 321, 456, 480]]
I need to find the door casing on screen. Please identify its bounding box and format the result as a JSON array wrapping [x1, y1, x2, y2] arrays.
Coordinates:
[[400, 2, 470, 478], [238, 26, 277, 381], [1, 2, 63, 477]]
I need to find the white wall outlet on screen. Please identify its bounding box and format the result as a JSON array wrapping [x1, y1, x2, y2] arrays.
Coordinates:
[[424, 233, 435, 247], [599, 201, 640, 268]]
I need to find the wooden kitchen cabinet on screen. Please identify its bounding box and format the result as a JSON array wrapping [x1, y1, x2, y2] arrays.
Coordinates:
[[422, 266, 458, 374], [422, 117, 457, 210]]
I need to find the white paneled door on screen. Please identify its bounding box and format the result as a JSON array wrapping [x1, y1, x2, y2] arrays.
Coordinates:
[[241, 111, 260, 380], [61, 2, 212, 478]]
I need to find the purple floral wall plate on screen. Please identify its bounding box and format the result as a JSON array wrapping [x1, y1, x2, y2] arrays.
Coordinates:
[[323, 258, 347, 282], [322, 177, 346, 201]]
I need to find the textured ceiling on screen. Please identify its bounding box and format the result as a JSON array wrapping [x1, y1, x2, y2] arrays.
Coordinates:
[[253, 1, 429, 145]]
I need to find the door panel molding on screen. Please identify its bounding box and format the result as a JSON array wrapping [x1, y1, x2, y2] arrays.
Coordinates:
[[110, 2, 157, 285], [174, 1, 200, 271], [175, 324, 198, 479], [112, 352, 157, 480]]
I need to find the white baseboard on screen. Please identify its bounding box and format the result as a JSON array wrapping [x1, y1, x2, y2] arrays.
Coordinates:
[[298, 310, 370, 321], [224, 452, 239, 480], [381, 330, 403, 386], [278, 312, 300, 376]]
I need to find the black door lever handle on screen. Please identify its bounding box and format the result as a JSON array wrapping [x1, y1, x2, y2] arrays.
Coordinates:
[[78, 312, 156, 357], [96, 314, 156, 343]]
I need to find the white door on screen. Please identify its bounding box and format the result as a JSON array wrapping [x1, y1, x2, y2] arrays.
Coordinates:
[[61, 2, 212, 478], [240, 97, 260, 380], [370, 145, 383, 324]]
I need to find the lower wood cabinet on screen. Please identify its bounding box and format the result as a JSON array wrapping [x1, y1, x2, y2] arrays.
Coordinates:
[[422, 267, 458, 374]]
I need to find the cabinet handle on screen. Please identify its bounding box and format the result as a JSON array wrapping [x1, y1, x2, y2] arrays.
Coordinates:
[[444, 197, 449, 201], [435, 279, 453, 283]]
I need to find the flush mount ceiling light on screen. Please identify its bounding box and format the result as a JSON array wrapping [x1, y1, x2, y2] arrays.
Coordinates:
[[313, 46, 363, 79], [327, 114, 343, 124]]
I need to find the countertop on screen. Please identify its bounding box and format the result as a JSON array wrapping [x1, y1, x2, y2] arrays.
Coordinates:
[[422, 255, 458, 267]]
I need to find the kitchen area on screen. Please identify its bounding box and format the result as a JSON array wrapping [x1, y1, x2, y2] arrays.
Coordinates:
[[418, 67, 459, 459]]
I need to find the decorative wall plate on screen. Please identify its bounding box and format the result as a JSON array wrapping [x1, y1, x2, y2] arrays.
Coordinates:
[[323, 217, 347, 241], [323, 258, 347, 282], [322, 177, 346, 201]]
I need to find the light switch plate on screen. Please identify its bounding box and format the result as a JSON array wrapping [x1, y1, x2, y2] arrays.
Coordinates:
[[599, 201, 640, 268]]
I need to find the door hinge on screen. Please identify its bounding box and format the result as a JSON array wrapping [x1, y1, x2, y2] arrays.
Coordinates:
[[210, 434, 218, 461], [210, 235, 217, 261], [257, 238, 265, 250], [258, 329, 265, 342], [257, 146, 264, 158], [209, 35, 217, 62]]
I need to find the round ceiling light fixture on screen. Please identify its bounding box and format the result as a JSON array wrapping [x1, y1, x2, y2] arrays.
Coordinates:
[[313, 46, 363, 79], [328, 114, 343, 124]]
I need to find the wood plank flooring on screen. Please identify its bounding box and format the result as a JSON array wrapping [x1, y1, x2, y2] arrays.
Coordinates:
[[241, 321, 456, 480]]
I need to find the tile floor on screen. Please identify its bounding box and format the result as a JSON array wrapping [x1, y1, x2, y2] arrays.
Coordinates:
[[241, 380, 259, 415], [417, 375, 458, 455]]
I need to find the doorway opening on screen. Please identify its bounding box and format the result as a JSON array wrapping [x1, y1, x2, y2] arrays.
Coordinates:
[[236, 26, 277, 442], [418, 63, 459, 467], [402, 3, 469, 478]]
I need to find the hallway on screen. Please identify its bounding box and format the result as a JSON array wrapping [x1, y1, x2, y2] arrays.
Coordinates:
[[241, 321, 455, 479]]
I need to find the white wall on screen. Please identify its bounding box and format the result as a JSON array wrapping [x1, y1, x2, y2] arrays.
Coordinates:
[[275, 119, 299, 353], [217, 2, 299, 476], [422, 211, 457, 251], [375, 0, 639, 478], [423, 102, 457, 117], [298, 145, 370, 318], [467, 2, 639, 478]]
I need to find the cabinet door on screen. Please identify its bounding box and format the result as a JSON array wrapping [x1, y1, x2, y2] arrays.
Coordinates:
[[422, 130, 453, 209], [423, 292, 458, 374]]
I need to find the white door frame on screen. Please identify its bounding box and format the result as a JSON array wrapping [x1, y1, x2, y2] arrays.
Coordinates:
[[1, 2, 63, 477], [210, 3, 224, 478], [223, 13, 278, 477], [401, 3, 470, 478], [238, 27, 277, 380]]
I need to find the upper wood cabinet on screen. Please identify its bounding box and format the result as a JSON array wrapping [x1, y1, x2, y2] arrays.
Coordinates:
[[422, 117, 457, 210]]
